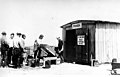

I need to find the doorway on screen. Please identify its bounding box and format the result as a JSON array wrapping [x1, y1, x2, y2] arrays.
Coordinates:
[[65, 28, 89, 64], [65, 29, 76, 62]]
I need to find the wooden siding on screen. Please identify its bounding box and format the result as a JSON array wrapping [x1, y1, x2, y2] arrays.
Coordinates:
[[95, 24, 120, 63]]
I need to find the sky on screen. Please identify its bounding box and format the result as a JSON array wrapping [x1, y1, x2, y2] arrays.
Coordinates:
[[0, 0, 120, 46]]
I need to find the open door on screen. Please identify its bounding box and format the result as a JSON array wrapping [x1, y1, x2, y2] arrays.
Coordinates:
[[65, 29, 76, 62], [76, 28, 89, 64]]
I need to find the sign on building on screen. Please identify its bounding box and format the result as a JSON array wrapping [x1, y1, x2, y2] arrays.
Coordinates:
[[72, 23, 82, 29], [77, 35, 85, 45]]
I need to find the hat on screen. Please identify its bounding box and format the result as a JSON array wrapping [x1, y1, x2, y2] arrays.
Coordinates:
[[16, 33, 21, 35], [1, 31, 6, 35], [22, 34, 26, 38], [39, 34, 44, 37], [57, 37, 60, 39], [22, 34, 25, 37], [11, 33, 14, 35]]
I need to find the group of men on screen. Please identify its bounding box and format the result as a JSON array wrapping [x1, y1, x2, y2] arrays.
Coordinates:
[[0, 31, 63, 68], [0, 31, 26, 68]]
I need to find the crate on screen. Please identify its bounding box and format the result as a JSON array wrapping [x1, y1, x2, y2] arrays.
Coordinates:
[[43, 57, 57, 68], [111, 63, 120, 75], [42, 60, 51, 69], [91, 59, 99, 67], [111, 58, 120, 75]]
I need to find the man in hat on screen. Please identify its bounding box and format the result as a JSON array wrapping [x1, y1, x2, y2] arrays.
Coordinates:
[[37, 34, 44, 58], [12, 33, 22, 68], [0, 31, 9, 67], [55, 37, 63, 54], [34, 34, 44, 66], [33, 40, 39, 59], [7, 33, 14, 66], [38, 34, 44, 44], [17, 33, 21, 37], [20, 34, 26, 66], [56, 37, 64, 63], [56, 37, 63, 52]]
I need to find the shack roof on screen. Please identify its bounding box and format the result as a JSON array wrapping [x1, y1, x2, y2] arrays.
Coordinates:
[[61, 20, 120, 28]]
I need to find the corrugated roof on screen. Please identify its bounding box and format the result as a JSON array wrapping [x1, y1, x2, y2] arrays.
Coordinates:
[[61, 20, 120, 28]]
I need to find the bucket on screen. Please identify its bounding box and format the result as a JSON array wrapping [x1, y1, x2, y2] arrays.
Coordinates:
[[28, 59, 32, 66], [56, 58, 61, 65], [39, 59, 44, 66], [93, 60, 99, 67]]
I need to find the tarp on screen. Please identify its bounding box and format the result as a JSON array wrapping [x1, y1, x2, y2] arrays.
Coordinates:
[[25, 44, 57, 57], [40, 44, 57, 57]]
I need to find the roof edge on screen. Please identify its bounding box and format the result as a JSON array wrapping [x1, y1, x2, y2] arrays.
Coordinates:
[[61, 20, 120, 28]]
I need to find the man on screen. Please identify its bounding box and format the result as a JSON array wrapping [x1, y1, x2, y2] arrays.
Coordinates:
[[33, 40, 39, 59], [36, 34, 44, 59], [8, 33, 14, 66], [33, 34, 44, 66], [56, 37, 64, 63], [0, 31, 9, 67], [56, 37, 63, 52], [21, 34, 26, 48], [20, 34, 26, 65], [34, 34, 44, 59], [12, 33, 22, 68], [55, 37, 63, 55]]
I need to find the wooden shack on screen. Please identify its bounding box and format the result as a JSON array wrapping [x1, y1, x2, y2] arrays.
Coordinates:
[[61, 20, 120, 65]]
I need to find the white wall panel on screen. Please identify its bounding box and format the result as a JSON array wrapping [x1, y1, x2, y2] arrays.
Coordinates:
[[95, 24, 120, 63], [116, 26, 120, 62]]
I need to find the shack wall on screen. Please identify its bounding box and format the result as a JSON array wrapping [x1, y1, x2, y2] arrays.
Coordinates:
[[95, 23, 120, 63]]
